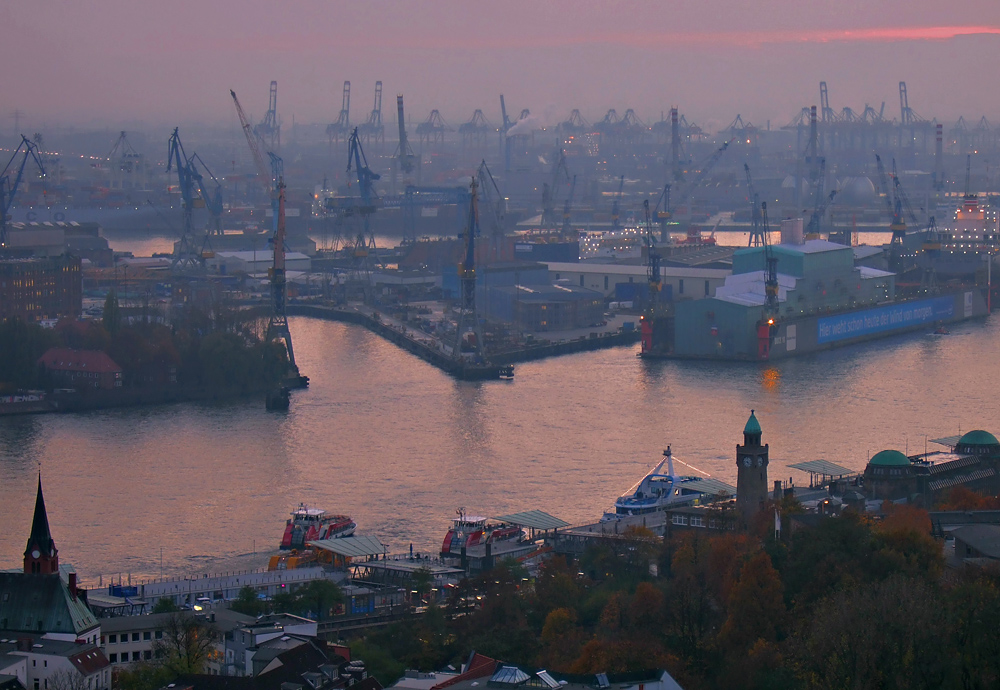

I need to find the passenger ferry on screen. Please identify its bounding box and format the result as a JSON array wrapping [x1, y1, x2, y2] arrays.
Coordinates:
[[280, 505, 356, 550], [440, 508, 523, 557], [601, 447, 706, 520]]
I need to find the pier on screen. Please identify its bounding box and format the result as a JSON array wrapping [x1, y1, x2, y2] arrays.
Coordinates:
[[284, 303, 640, 380]]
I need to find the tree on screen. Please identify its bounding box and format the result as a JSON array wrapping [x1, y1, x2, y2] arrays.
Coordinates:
[[151, 597, 179, 614], [152, 612, 220, 675], [103, 289, 122, 335], [717, 551, 786, 657], [115, 662, 173, 690], [230, 585, 263, 617], [411, 567, 434, 599], [293, 579, 343, 621], [47, 670, 88, 690]]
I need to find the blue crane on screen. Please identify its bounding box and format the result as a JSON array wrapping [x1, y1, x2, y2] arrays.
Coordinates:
[[187, 152, 224, 236], [166, 128, 203, 268], [1, 135, 47, 249]]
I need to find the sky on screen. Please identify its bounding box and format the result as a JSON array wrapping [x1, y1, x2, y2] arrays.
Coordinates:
[[5, 0, 1000, 133]]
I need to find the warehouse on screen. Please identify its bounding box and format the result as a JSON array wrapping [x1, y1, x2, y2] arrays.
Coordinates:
[[543, 261, 730, 300]]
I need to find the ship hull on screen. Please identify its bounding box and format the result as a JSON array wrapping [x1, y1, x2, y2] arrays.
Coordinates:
[[644, 287, 990, 361]]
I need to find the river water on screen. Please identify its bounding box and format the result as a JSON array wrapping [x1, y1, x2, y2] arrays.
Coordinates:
[[2, 312, 998, 583]]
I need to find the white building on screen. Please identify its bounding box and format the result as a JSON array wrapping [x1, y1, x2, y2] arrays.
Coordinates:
[[543, 262, 730, 299]]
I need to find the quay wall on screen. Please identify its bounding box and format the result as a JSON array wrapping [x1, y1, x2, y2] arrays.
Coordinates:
[[131, 566, 341, 607], [283, 304, 640, 378]]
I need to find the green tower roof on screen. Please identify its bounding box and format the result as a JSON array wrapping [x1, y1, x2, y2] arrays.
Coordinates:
[[957, 430, 999, 447], [869, 449, 910, 467], [744, 410, 761, 436]]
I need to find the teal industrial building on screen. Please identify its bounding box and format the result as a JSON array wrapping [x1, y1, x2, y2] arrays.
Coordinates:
[[671, 237, 983, 360]]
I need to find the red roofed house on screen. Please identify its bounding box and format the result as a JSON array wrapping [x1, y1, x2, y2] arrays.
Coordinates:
[[38, 348, 123, 390]]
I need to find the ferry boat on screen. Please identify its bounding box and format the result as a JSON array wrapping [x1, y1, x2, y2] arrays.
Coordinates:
[[601, 447, 706, 520], [280, 505, 356, 550], [440, 508, 523, 557]]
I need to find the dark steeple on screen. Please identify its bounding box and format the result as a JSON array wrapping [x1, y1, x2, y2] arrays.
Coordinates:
[[24, 474, 59, 575]]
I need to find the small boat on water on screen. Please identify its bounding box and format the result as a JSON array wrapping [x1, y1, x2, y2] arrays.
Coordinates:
[[933, 326, 951, 335], [280, 504, 356, 550], [441, 508, 523, 557]]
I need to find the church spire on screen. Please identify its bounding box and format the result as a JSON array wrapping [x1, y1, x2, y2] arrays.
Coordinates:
[[24, 474, 59, 575]]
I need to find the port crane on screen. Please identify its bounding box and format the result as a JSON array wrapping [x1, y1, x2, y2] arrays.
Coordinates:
[[652, 138, 733, 241], [358, 81, 384, 145], [611, 175, 625, 232], [327, 81, 351, 146], [638, 198, 669, 357], [454, 177, 484, 360], [805, 158, 838, 238], [0, 135, 46, 249], [476, 160, 506, 244], [541, 149, 570, 229], [757, 201, 780, 359], [561, 175, 578, 237], [230, 89, 299, 373], [346, 127, 382, 288], [166, 128, 205, 269], [875, 154, 918, 246], [187, 152, 224, 237], [744, 163, 764, 247], [393, 94, 418, 182], [255, 81, 280, 152]]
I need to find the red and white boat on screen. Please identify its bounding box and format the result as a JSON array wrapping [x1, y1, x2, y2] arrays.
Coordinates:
[[280, 505, 356, 550], [440, 508, 523, 557]]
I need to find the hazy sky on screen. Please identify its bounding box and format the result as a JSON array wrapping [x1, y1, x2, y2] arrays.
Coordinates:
[[5, 0, 1000, 132]]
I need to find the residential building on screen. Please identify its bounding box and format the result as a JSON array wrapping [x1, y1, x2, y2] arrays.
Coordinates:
[[37, 349, 123, 390]]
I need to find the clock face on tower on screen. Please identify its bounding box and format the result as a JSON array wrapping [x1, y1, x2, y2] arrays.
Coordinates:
[[31, 549, 40, 559], [757, 456, 765, 467], [742, 456, 753, 468]]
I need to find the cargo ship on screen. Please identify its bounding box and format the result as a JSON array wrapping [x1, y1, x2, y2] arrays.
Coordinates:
[[641, 218, 991, 361]]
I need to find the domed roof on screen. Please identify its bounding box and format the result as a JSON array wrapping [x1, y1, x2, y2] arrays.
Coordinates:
[[869, 449, 910, 467], [836, 176, 876, 206], [744, 410, 761, 436], [957, 430, 999, 447]]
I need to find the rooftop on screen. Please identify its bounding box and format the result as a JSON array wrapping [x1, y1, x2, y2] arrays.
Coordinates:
[[491, 511, 568, 531], [952, 524, 1000, 559], [869, 449, 910, 467]]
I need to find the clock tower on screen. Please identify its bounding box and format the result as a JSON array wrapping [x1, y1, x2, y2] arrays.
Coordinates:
[[736, 410, 769, 524]]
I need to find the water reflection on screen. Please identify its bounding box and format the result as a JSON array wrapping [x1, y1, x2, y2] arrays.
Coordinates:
[[0, 314, 996, 580]]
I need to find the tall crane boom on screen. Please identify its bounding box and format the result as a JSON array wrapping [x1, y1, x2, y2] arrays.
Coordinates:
[[744, 163, 764, 247], [1, 135, 47, 248], [230, 90, 272, 192]]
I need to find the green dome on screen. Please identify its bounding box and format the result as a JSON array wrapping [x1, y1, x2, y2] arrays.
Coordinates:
[[957, 430, 999, 447], [870, 450, 910, 467], [744, 410, 761, 436]]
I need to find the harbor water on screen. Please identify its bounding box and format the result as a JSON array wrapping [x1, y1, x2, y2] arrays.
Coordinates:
[[2, 312, 999, 582]]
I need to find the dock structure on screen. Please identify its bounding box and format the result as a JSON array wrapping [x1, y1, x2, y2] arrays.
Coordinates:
[[282, 304, 640, 380], [129, 565, 343, 609]]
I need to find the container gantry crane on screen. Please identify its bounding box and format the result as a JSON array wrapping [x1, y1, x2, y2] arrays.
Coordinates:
[[0, 135, 46, 249], [358, 81, 384, 145], [255, 81, 280, 152]]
